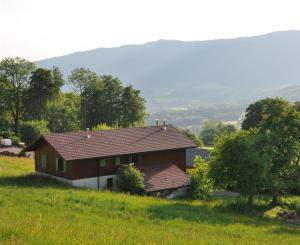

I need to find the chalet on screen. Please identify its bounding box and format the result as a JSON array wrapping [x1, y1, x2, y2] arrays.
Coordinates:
[[24, 124, 197, 192]]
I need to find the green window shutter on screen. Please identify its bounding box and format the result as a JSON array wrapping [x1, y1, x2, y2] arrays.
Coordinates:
[[63, 160, 67, 173], [55, 158, 58, 171], [138, 154, 142, 163], [115, 157, 120, 166], [41, 154, 47, 169], [99, 159, 107, 167], [128, 155, 132, 163]]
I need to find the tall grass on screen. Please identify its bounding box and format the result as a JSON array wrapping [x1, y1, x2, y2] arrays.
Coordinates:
[[0, 156, 299, 244]]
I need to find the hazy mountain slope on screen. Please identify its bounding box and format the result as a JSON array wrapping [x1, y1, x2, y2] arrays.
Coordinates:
[[36, 31, 300, 112]]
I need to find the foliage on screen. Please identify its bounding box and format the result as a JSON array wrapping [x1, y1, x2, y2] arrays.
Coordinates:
[[0, 57, 35, 135], [116, 163, 145, 194], [181, 128, 203, 146], [83, 75, 147, 129], [46, 92, 80, 133], [0, 57, 146, 135], [24, 68, 62, 121], [187, 156, 212, 199], [0, 157, 300, 244], [200, 120, 237, 146], [257, 98, 300, 203], [19, 120, 49, 145], [209, 130, 273, 205], [11, 135, 20, 146], [120, 85, 147, 127], [68, 67, 99, 129], [92, 123, 113, 131], [242, 97, 281, 130]]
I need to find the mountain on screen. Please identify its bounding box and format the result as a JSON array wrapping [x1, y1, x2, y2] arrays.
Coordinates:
[[36, 30, 300, 113]]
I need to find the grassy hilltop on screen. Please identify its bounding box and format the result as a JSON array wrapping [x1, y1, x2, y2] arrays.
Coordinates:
[[0, 156, 299, 244]]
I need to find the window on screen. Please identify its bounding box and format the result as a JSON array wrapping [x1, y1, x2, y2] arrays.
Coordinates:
[[56, 158, 67, 173], [114, 156, 120, 166], [107, 178, 113, 190], [41, 154, 47, 169], [99, 159, 107, 167]]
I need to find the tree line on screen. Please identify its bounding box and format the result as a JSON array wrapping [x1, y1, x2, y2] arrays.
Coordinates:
[[0, 57, 147, 144]]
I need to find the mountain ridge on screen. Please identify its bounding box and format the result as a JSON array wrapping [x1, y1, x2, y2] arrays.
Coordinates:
[[36, 30, 300, 112]]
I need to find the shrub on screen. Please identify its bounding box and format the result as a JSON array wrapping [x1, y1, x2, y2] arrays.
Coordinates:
[[92, 123, 113, 131], [11, 136, 20, 146], [187, 156, 213, 199], [116, 163, 145, 194], [19, 120, 49, 145]]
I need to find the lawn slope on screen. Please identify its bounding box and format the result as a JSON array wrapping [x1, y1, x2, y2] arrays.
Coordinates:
[[0, 156, 299, 244]]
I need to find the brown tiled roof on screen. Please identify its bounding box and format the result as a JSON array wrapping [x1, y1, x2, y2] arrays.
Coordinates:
[[25, 125, 197, 161], [137, 163, 190, 192]]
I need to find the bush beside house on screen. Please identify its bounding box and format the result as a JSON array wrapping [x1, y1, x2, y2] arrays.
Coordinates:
[[116, 163, 145, 194]]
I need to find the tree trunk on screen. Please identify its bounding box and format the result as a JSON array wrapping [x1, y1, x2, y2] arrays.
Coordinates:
[[248, 194, 254, 207], [271, 195, 282, 206]]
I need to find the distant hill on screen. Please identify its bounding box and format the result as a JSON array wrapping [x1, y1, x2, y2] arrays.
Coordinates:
[[36, 30, 300, 113]]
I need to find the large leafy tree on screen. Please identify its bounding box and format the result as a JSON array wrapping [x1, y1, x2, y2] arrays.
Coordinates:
[[0, 57, 35, 135], [209, 130, 273, 205], [258, 98, 300, 203], [68, 68, 98, 129], [120, 85, 147, 127], [25, 68, 63, 121], [19, 120, 50, 145], [242, 97, 279, 130], [46, 92, 80, 133]]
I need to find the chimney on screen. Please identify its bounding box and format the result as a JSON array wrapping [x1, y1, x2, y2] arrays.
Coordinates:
[[155, 119, 159, 127], [86, 128, 91, 138], [161, 119, 167, 131]]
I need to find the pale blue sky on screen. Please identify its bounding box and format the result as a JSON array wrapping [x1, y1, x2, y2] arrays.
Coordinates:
[[1, 0, 300, 60]]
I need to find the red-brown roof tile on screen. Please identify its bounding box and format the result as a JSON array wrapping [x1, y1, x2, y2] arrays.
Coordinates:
[[137, 163, 190, 192], [25, 125, 197, 161]]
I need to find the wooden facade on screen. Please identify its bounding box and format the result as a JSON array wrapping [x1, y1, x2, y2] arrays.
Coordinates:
[[35, 141, 186, 181]]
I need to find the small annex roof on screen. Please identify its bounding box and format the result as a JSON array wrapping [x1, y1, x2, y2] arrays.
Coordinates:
[[138, 163, 190, 192], [25, 125, 197, 161]]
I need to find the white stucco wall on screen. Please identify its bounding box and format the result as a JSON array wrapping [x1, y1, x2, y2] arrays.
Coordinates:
[[36, 171, 118, 190]]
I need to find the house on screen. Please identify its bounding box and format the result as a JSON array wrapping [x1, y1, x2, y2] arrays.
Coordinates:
[[24, 124, 197, 192]]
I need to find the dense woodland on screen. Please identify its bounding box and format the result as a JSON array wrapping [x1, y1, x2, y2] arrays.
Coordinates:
[[0, 57, 147, 144]]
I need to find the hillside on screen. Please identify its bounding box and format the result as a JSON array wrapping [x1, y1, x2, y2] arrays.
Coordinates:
[[0, 156, 300, 244], [36, 31, 300, 113]]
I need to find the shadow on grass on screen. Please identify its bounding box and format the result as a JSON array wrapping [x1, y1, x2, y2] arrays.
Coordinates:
[[0, 174, 68, 188], [147, 199, 292, 228]]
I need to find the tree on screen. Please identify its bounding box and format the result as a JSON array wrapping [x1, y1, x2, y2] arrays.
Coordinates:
[[0, 57, 35, 135], [92, 123, 113, 131], [257, 98, 300, 204], [187, 156, 213, 199], [209, 130, 273, 206], [68, 68, 98, 129], [181, 128, 203, 146], [242, 97, 278, 130], [200, 121, 237, 146], [19, 120, 50, 145], [120, 85, 147, 127], [24, 68, 62, 121], [116, 163, 145, 194], [49, 66, 64, 132], [46, 92, 80, 133]]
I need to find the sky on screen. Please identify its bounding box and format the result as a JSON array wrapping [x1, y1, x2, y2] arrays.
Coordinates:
[[1, 0, 300, 61]]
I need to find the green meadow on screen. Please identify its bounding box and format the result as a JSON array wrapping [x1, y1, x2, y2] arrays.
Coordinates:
[[0, 156, 299, 244]]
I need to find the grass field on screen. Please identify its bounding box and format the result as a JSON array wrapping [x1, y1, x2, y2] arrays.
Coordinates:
[[0, 156, 299, 244]]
